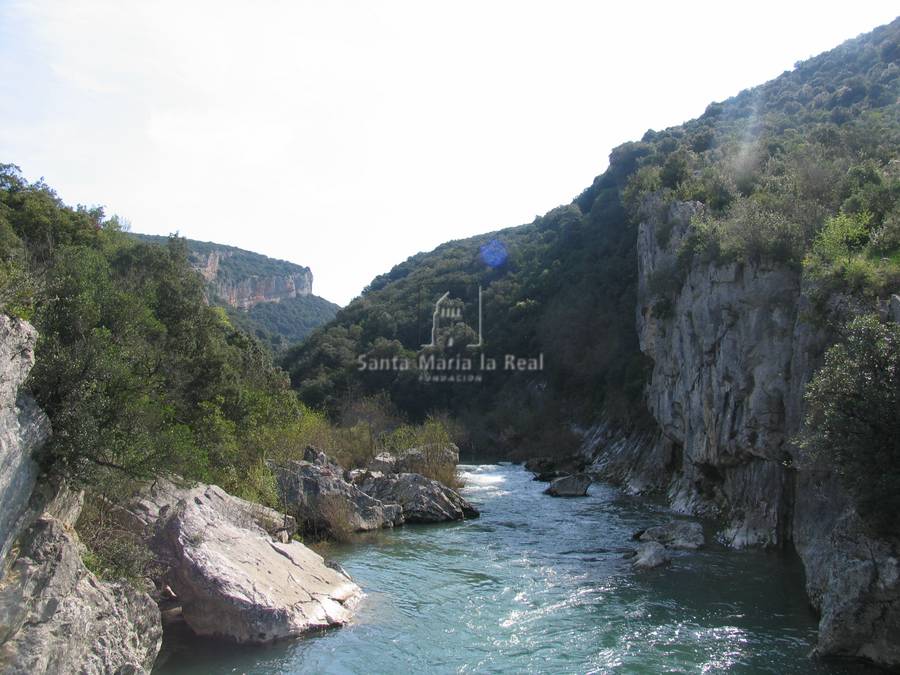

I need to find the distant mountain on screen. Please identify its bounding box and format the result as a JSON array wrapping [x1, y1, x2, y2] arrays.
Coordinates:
[[133, 234, 339, 347]]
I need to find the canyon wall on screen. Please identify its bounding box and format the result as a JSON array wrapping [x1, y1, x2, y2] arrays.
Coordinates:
[[586, 200, 900, 667], [194, 249, 314, 310]]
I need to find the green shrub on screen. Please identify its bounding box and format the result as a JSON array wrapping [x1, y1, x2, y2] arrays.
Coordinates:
[[801, 315, 900, 536]]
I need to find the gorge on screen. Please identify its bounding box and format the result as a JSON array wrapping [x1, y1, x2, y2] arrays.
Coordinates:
[[1, 14, 899, 675]]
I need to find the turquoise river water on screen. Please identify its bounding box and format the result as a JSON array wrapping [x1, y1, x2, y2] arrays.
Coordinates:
[[154, 463, 880, 674]]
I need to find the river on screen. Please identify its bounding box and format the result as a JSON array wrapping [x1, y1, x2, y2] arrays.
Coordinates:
[[154, 463, 878, 674]]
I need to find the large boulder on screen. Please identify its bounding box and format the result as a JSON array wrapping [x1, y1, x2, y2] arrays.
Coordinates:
[[357, 472, 479, 523], [139, 481, 362, 644], [0, 515, 162, 674], [269, 460, 403, 533], [637, 521, 705, 550], [544, 473, 591, 497], [524, 455, 587, 482]]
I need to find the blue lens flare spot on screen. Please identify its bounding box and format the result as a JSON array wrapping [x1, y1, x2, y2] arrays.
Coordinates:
[[479, 239, 508, 268]]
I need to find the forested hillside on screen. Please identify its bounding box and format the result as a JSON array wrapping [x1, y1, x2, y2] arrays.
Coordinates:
[[0, 165, 306, 506], [284, 18, 900, 457]]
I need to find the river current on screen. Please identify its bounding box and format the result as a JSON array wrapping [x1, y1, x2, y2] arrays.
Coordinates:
[[154, 463, 878, 674]]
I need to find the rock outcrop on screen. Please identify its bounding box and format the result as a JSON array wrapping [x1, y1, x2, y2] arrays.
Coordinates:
[[544, 473, 591, 497], [583, 198, 900, 667], [356, 472, 479, 523], [129, 479, 361, 644], [0, 516, 162, 674], [0, 315, 162, 673], [366, 444, 460, 475], [192, 249, 313, 310], [636, 521, 705, 550], [0, 316, 50, 567], [269, 458, 403, 533]]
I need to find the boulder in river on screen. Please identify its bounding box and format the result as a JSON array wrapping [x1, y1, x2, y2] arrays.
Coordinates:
[[544, 473, 591, 497], [133, 480, 362, 644], [637, 521, 705, 550], [524, 455, 587, 482], [269, 459, 403, 533], [631, 541, 671, 570], [357, 472, 479, 523]]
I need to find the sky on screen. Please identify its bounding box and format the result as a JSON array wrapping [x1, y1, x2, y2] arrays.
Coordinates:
[[1, 2, 897, 305]]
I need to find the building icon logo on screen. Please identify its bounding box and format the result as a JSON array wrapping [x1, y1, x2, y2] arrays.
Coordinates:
[[421, 286, 483, 349]]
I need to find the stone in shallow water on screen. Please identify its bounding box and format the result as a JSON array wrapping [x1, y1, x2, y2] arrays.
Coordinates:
[[638, 520, 705, 550], [631, 541, 671, 570], [544, 473, 591, 497]]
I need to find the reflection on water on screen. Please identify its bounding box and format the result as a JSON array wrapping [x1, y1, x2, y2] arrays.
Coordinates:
[[154, 464, 878, 674]]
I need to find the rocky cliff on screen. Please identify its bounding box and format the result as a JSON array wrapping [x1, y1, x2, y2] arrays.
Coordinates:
[[0, 316, 162, 674], [193, 248, 313, 310], [585, 199, 900, 667]]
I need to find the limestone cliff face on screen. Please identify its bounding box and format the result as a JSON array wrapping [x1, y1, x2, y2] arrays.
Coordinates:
[[0, 316, 162, 673], [0, 316, 49, 567], [192, 249, 313, 310], [586, 199, 900, 667]]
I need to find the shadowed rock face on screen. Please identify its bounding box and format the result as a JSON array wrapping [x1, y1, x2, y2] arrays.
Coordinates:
[[131, 480, 362, 644]]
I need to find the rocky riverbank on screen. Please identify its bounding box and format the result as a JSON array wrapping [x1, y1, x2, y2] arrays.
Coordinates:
[[0, 316, 479, 673]]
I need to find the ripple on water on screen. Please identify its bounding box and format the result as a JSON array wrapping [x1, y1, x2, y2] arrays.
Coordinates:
[[154, 464, 883, 675]]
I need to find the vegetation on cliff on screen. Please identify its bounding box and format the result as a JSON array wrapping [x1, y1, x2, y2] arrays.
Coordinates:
[[0, 164, 457, 577], [284, 19, 900, 467]]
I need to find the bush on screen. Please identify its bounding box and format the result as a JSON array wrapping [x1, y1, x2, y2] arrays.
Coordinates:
[[802, 315, 900, 536], [812, 211, 871, 266]]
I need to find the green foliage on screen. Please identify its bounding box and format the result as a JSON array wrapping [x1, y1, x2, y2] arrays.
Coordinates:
[[283, 19, 900, 454], [802, 315, 900, 536], [134, 233, 339, 350], [813, 212, 872, 266], [231, 293, 339, 349], [1, 165, 307, 501]]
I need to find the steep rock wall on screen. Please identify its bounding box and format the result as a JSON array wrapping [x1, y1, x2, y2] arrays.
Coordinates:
[[587, 200, 899, 666], [193, 250, 313, 309], [0, 316, 49, 567]]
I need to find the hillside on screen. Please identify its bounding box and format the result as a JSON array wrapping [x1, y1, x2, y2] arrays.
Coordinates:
[[280, 17, 900, 665], [134, 234, 339, 346], [285, 18, 900, 455]]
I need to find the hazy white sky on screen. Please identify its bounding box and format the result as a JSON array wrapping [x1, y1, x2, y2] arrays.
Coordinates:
[[1, 2, 896, 304]]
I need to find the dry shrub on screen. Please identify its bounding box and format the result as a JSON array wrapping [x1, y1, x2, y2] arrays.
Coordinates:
[[317, 494, 355, 543]]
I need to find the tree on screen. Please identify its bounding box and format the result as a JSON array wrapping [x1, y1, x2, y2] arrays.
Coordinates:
[[812, 211, 871, 266], [802, 315, 900, 535]]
